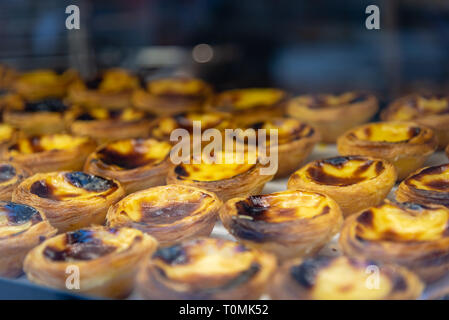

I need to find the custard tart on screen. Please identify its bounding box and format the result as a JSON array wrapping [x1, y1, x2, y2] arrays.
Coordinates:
[[132, 77, 213, 116], [337, 121, 437, 180], [67, 69, 140, 110], [287, 156, 396, 217], [0, 201, 56, 277], [219, 189, 342, 261], [12, 171, 125, 232], [287, 92, 378, 143], [84, 138, 171, 194], [381, 94, 449, 149], [1, 133, 96, 174], [3, 96, 71, 135], [107, 185, 221, 246], [24, 226, 157, 298], [66, 107, 154, 144], [166, 151, 274, 201], [137, 237, 276, 300], [233, 118, 319, 178], [340, 200, 449, 282], [211, 88, 288, 124], [270, 255, 423, 300], [13, 69, 79, 101], [396, 164, 449, 207], [0, 123, 18, 153], [0, 162, 30, 201]]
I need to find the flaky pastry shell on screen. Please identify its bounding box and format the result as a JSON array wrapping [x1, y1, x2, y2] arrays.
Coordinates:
[[132, 77, 213, 116], [270, 255, 423, 300], [0, 201, 56, 277], [107, 185, 221, 246], [1, 133, 96, 174], [340, 200, 449, 282], [396, 163, 449, 207], [287, 156, 397, 217], [219, 189, 342, 261], [84, 138, 172, 194], [0, 162, 31, 201], [287, 92, 378, 143], [24, 226, 158, 298], [12, 171, 125, 232], [381, 94, 449, 149], [137, 237, 276, 300], [337, 121, 437, 180]]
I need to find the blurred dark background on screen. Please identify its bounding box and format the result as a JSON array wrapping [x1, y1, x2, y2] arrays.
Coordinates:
[[0, 0, 448, 100]]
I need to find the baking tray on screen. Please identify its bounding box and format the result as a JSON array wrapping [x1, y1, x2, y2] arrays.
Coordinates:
[[1, 144, 449, 300]]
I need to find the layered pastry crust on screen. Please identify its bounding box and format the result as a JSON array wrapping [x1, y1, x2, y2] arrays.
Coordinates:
[[3, 96, 71, 135], [270, 255, 423, 300], [24, 226, 157, 298], [234, 118, 319, 178], [0, 123, 18, 153], [12, 171, 125, 232], [219, 189, 343, 260], [337, 121, 437, 180], [84, 138, 172, 194], [132, 77, 213, 116], [166, 151, 274, 201], [381, 94, 449, 148], [287, 92, 378, 143], [396, 164, 449, 207], [13, 69, 79, 101], [137, 237, 276, 300], [0, 162, 31, 201], [211, 88, 288, 124], [287, 156, 396, 217], [66, 107, 155, 144], [1, 133, 96, 174], [0, 201, 56, 277], [340, 200, 449, 282], [67, 69, 140, 110], [107, 185, 221, 246]]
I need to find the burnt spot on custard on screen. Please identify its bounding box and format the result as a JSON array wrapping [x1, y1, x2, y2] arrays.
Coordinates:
[[0, 164, 16, 183], [75, 109, 144, 122], [0, 201, 42, 225], [290, 257, 330, 288], [244, 121, 314, 144], [97, 141, 163, 170], [43, 229, 116, 261], [357, 210, 374, 227], [23, 99, 68, 113], [139, 197, 205, 225], [404, 165, 449, 203], [64, 172, 116, 192], [85, 77, 102, 90], [153, 244, 188, 265], [307, 93, 368, 109], [30, 180, 57, 199], [306, 156, 384, 186], [174, 165, 189, 177], [9, 136, 45, 153], [235, 196, 269, 221]]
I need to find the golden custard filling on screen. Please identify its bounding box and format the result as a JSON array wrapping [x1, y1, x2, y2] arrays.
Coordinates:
[[42, 228, 142, 262], [174, 151, 257, 181], [404, 165, 449, 193], [0, 124, 14, 142], [9, 134, 89, 155], [29, 172, 117, 201], [152, 239, 258, 282], [96, 138, 171, 170], [219, 89, 284, 110], [75, 108, 146, 122], [115, 186, 216, 225], [298, 156, 384, 186], [233, 190, 332, 222], [0, 164, 18, 185], [352, 123, 421, 143], [355, 202, 449, 242], [0, 202, 43, 238], [97, 69, 139, 93], [390, 96, 449, 120], [147, 78, 208, 96], [305, 258, 393, 300]]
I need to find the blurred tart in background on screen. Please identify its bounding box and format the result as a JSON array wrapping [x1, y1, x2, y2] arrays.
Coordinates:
[[382, 94, 449, 149], [84, 138, 171, 194], [107, 185, 221, 246], [0, 162, 30, 201], [287, 92, 378, 143], [137, 237, 276, 300], [340, 200, 449, 282], [133, 77, 213, 116], [24, 226, 157, 298], [337, 121, 437, 180], [287, 156, 396, 217], [270, 255, 423, 300], [0, 123, 18, 153], [219, 189, 343, 261]]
